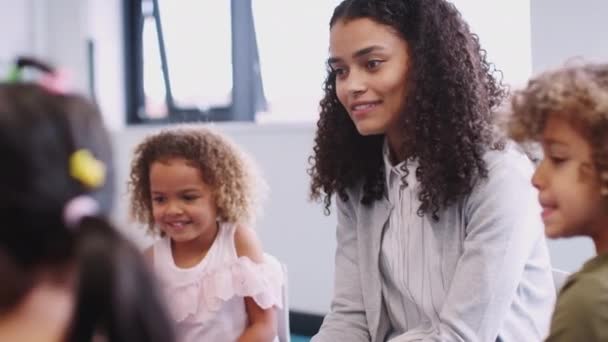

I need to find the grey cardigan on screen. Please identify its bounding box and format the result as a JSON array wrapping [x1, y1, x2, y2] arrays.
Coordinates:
[[312, 146, 556, 342]]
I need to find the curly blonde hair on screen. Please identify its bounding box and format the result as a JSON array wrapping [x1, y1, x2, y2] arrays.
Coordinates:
[[128, 126, 265, 234], [508, 62, 608, 191]]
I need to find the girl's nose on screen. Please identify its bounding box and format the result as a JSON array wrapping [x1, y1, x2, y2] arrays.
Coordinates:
[[166, 201, 184, 215]]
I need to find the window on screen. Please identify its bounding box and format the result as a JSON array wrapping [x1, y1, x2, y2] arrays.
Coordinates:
[[124, 0, 266, 123], [124, 0, 341, 124], [251, 1, 343, 123], [140, 0, 233, 117]]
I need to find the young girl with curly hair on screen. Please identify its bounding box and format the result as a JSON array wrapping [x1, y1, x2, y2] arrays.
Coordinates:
[[308, 0, 556, 341], [129, 127, 283, 342], [508, 63, 608, 342]]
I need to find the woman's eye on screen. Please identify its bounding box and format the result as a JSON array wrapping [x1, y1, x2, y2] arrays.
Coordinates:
[[367, 60, 383, 69], [333, 67, 346, 77], [152, 197, 165, 204]]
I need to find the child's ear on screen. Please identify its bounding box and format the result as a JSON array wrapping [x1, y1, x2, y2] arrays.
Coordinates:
[[577, 161, 596, 184]]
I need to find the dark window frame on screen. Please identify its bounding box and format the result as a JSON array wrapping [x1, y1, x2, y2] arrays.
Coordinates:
[[123, 0, 266, 124]]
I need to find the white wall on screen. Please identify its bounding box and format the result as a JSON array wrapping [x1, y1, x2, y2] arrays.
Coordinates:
[[86, 0, 125, 131], [531, 0, 608, 73], [0, 0, 123, 128], [3, 0, 603, 315], [0, 0, 32, 68], [455, 0, 532, 88]]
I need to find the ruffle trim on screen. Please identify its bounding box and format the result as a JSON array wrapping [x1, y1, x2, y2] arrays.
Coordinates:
[[165, 255, 284, 323]]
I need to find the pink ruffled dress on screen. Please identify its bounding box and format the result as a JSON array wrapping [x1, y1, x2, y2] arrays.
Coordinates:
[[153, 222, 284, 342]]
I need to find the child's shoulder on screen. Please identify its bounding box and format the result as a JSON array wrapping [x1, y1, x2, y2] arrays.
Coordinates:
[[143, 236, 172, 267], [547, 261, 608, 340], [556, 255, 608, 316], [233, 223, 264, 263], [569, 254, 608, 291]]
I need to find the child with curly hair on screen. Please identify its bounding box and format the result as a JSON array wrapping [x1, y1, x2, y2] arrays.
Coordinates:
[[508, 63, 608, 341], [309, 0, 556, 341], [128, 127, 283, 342]]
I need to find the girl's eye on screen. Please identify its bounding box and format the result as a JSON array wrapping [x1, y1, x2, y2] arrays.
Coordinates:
[[182, 194, 200, 202]]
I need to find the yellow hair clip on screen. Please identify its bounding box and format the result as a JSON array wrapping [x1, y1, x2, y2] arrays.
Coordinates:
[[69, 149, 106, 188]]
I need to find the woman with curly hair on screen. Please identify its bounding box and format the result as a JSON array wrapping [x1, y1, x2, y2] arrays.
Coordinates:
[[128, 127, 283, 342], [508, 63, 608, 342], [309, 0, 556, 341]]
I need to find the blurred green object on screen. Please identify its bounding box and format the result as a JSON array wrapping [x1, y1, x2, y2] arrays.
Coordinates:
[[6, 65, 22, 82]]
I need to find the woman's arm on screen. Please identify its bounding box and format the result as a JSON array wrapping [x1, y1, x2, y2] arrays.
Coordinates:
[[143, 246, 153, 264], [312, 195, 371, 342], [235, 225, 278, 342]]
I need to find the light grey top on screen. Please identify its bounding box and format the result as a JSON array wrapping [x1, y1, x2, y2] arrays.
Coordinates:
[[312, 143, 556, 342]]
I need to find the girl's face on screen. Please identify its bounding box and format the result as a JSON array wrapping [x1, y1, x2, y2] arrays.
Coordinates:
[[149, 158, 218, 246], [329, 17, 410, 141], [532, 116, 608, 239]]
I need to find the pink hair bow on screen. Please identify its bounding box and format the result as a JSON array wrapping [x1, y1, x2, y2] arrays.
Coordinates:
[[37, 68, 72, 94], [63, 195, 99, 228]]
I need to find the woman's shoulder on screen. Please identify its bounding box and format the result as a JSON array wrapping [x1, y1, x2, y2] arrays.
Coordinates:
[[143, 245, 154, 264], [338, 180, 366, 206], [482, 140, 534, 173], [464, 141, 537, 205], [477, 141, 537, 188]]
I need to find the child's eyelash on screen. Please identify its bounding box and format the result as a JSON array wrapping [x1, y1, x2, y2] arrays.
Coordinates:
[[550, 156, 567, 164]]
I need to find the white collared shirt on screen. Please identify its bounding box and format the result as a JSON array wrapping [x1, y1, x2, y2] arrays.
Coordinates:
[[380, 141, 447, 339]]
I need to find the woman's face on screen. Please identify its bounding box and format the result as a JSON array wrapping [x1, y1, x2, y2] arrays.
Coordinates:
[[329, 17, 411, 140]]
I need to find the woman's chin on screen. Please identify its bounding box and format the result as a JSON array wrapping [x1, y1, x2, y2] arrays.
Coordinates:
[[354, 122, 384, 136]]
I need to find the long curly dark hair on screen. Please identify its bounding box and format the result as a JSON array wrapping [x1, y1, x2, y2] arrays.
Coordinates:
[[309, 0, 506, 218]]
